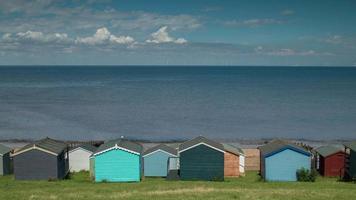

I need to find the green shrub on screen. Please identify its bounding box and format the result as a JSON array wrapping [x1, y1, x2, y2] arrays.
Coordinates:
[[296, 168, 317, 182]]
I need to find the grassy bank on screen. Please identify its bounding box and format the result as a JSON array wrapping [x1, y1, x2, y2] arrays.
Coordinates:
[[0, 171, 355, 200]]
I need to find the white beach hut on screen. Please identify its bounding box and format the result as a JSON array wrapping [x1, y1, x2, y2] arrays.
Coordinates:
[[69, 144, 97, 172]]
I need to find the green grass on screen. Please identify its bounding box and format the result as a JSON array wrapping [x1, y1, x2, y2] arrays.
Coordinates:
[[0, 171, 355, 200]]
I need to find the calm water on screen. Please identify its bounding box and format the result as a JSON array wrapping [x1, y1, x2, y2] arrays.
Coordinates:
[[0, 66, 355, 141]]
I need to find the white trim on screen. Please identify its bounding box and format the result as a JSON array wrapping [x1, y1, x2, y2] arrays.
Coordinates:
[[69, 147, 94, 154], [143, 149, 177, 158], [179, 142, 225, 154], [93, 143, 140, 156], [12, 145, 58, 157]]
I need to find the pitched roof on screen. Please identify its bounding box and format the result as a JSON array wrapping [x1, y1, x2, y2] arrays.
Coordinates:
[[315, 145, 344, 157], [70, 143, 97, 153], [222, 143, 244, 155], [143, 144, 178, 157], [14, 138, 68, 156], [94, 139, 143, 155], [178, 136, 225, 153], [259, 140, 310, 157], [0, 144, 11, 155], [344, 141, 356, 151]]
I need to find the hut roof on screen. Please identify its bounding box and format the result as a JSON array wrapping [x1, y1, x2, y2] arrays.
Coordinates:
[[179, 136, 225, 153], [344, 141, 356, 151], [259, 140, 310, 158], [315, 145, 344, 157], [143, 144, 178, 157], [70, 143, 97, 153], [222, 143, 244, 156], [13, 137, 68, 156], [0, 144, 11, 155], [94, 139, 143, 156]]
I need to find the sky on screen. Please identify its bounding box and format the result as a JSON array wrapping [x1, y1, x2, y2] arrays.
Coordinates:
[[0, 0, 356, 66]]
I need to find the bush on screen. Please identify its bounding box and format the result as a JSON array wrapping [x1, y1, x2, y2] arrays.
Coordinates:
[[296, 168, 317, 182]]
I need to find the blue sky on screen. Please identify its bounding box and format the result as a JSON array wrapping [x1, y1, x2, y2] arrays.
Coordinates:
[[0, 0, 355, 66]]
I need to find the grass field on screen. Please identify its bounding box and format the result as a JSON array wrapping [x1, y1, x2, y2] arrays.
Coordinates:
[[0, 171, 355, 200]]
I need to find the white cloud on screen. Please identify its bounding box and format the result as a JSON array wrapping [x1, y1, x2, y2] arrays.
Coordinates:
[[3, 31, 71, 44], [201, 6, 222, 12], [254, 46, 264, 52], [0, 0, 54, 14], [324, 35, 343, 44], [263, 48, 333, 56], [281, 9, 295, 16], [175, 38, 188, 44], [0, 3, 201, 35], [224, 18, 282, 27], [75, 27, 134, 45], [146, 26, 187, 44]]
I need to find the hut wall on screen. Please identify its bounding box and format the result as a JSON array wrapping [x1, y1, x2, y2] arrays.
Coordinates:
[[224, 151, 240, 177], [180, 144, 224, 181], [144, 151, 171, 177], [350, 149, 356, 178], [265, 149, 310, 181], [13, 149, 59, 180], [323, 152, 345, 177], [239, 155, 245, 174], [69, 149, 92, 172], [0, 155, 3, 175], [95, 149, 141, 182]]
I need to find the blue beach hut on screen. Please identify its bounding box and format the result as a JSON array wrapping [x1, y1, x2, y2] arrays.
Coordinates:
[[143, 144, 178, 177], [259, 140, 311, 181], [92, 139, 143, 182]]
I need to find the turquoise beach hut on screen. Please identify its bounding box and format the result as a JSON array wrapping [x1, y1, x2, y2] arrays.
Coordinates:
[[92, 139, 143, 182], [143, 144, 178, 177], [259, 140, 311, 181]]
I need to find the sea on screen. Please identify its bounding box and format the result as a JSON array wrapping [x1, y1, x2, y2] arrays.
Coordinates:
[[0, 66, 355, 141]]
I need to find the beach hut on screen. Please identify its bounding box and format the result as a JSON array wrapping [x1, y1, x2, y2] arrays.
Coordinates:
[[179, 136, 225, 181], [259, 140, 311, 181], [0, 144, 12, 176], [92, 139, 143, 182], [12, 138, 69, 180], [89, 156, 95, 178], [222, 143, 245, 177], [69, 144, 97, 172], [344, 142, 356, 180], [315, 145, 345, 177], [143, 144, 178, 177]]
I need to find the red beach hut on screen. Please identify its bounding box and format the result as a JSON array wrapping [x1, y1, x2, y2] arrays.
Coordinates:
[[315, 145, 346, 177]]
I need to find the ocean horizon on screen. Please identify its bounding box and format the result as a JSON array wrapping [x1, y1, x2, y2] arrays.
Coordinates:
[[1, 66, 356, 141]]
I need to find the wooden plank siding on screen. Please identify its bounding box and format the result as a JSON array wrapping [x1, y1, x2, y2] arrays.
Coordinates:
[[143, 151, 171, 177], [13, 149, 67, 180], [95, 149, 141, 182], [69, 149, 92, 172], [180, 145, 224, 181], [265, 149, 311, 181], [319, 152, 345, 177], [224, 151, 240, 177], [350, 149, 356, 178], [244, 148, 260, 171]]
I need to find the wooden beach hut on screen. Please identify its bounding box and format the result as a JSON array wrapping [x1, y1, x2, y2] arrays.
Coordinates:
[[0, 144, 12, 176], [179, 136, 225, 181], [222, 143, 245, 177], [259, 140, 311, 181], [92, 139, 143, 182], [344, 141, 356, 180], [69, 144, 97, 172], [12, 138, 69, 180], [315, 145, 345, 177], [143, 144, 178, 177]]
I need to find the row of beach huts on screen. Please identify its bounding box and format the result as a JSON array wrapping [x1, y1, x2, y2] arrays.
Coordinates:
[[0, 136, 355, 182]]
